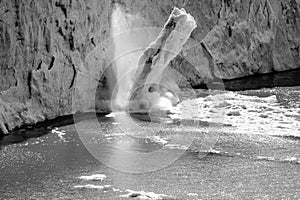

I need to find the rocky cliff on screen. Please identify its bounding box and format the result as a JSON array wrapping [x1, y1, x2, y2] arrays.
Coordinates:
[[0, 0, 113, 134], [121, 0, 300, 84], [0, 0, 300, 135]]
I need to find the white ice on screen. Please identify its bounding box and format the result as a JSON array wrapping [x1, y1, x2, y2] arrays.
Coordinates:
[[120, 189, 173, 200], [79, 174, 106, 181], [170, 91, 300, 138]]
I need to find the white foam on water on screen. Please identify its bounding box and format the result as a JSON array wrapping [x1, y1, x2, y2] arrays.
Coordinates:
[[120, 189, 173, 199], [171, 91, 300, 138], [150, 136, 169, 145], [51, 128, 67, 142], [111, 5, 160, 110], [79, 174, 106, 181]]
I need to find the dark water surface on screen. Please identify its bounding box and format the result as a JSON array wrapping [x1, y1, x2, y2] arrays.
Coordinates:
[[1, 109, 300, 199], [1, 70, 300, 200], [224, 68, 300, 91]]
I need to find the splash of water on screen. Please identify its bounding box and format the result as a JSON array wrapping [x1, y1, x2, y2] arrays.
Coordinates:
[[110, 5, 159, 110]]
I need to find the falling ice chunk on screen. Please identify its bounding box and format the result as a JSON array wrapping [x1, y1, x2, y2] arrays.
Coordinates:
[[129, 7, 197, 114]]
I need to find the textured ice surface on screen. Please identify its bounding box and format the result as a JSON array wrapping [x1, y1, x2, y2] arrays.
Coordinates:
[[170, 90, 300, 138]]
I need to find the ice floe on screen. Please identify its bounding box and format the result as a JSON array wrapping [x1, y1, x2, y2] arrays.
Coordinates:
[[256, 155, 300, 164], [187, 193, 198, 197], [120, 189, 174, 199], [283, 157, 298, 162], [106, 113, 116, 118], [74, 184, 111, 190], [79, 174, 106, 181]]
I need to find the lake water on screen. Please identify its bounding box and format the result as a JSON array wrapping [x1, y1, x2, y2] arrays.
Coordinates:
[[1, 70, 300, 200]]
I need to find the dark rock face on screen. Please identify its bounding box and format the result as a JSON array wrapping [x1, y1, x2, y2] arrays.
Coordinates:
[[0, 0, 300, 134], [120, 0, 300, 85], [0, 0, 113, 134], [202, 0, 300, 79]]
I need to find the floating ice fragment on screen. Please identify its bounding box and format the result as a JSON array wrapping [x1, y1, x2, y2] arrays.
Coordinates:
[[74, 184, 104, 189], [187, 193, 198, 197], [151, 136, 168, 145], [74, 184, 111, 190], [113, 188, 122, 192], [283, 157, 297, 162], [120, 189, 174, 199], [206, 149, 222, 154], [106, 113, 116, 118], [51, 127, 66, 141], [79, 174, 106, 181]]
